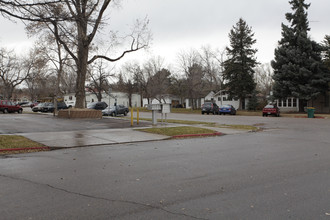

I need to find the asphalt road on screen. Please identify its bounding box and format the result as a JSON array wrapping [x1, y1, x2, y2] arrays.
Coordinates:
[[0, 111, 330, 219]]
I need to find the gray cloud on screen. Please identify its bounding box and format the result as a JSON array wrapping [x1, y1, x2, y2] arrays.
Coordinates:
[[1, 0, 329, 64]]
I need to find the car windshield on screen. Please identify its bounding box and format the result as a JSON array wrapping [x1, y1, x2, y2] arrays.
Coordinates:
[[204, 103, 212, 106], [265, 105, 274, 108]]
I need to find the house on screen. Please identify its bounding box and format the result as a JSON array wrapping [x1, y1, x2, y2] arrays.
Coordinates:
[[143, 94, 184, 108], [64, 91, 142, 108], [201, 90, 249, 110], [275, 97, 300, 112]]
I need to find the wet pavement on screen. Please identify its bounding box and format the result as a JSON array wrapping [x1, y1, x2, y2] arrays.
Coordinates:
[[1, 112, 250, 149], [19, 128, 170, 148]]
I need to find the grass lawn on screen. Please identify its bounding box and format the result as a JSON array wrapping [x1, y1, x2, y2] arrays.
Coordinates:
[[0, 135, 49, 154], [138, 126, 218, 137]]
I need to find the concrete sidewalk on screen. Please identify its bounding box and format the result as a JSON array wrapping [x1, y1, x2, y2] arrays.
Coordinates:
[[19, 127, 170, 148], [18, 124, 250, 149]]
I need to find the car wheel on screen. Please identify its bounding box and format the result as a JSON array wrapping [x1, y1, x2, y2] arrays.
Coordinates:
[[3, 109, 8, 114], [18, 109, 22, 114], [124, 111, 127, 116], [207, 112, 209, 115], [202, 112, 204, 115]]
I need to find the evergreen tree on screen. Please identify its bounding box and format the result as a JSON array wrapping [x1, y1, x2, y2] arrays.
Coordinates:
[[223, 18, 258, 110], [322, 35, 330, 70], [271, 0, 330, 111]]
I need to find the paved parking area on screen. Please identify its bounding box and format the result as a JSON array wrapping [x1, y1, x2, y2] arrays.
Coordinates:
[[0, 113, 150, 134]]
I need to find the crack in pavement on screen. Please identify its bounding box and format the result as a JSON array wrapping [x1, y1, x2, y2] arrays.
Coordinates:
[[0, 174, 208, 220]]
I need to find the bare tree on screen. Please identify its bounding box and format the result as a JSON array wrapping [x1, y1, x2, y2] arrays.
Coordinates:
[[0, 1, 151, 108], [86, 59, 114, 101], [115, 72, 135, 107], [177, 49, 206, 109], [169, 74, 187, 107], [148, 68, 171, 103], [0, 48, 29, 100], [24, 46, 49, 101], [124, 62, 144, 107], [142, 56, 166, 104], [199, 45, 221, 91], [254, 63, 274, 99]]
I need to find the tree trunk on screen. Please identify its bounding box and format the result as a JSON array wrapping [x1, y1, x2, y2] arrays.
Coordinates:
[[74, 23, 89, 108]]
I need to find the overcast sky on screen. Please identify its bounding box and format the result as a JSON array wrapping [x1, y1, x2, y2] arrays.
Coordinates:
[[0, 0, 329, 66]]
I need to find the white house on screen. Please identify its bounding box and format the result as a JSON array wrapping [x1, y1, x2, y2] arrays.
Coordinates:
[[202, 90, 249, 110], [275, 97, 300, 112], [142, 94, 183, 107], [63, 91, 142, 108]]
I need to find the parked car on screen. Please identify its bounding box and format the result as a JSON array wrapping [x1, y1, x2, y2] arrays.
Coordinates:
[[65, 100, 75, 108], [219, 104, 236, 115], [20, 102, 33, 107], [42, 102, 69, 112], [18, 101, 29, 106], [201, 102, 219, 115], [32, 102, 47, 112], [102, 105, 129, 116], [262, 104, 280, 117], [30, 102, 39, 108], [0, 100, 23, 113], [87, 102, 108, 110]]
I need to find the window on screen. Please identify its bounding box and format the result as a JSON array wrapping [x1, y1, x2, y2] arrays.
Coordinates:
[[278, 99, 282, 107], [283, 99, 287, 107], [223, 97, 227, 101], [293, 98, 297, 107], [69, 96, 72, 100], [218, 97, 221, 101], [288, 98, 292, 107]]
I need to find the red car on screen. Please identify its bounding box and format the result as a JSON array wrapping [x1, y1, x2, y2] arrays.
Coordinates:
[[262, 104, 280, 117], [0, 100, 23, 114]]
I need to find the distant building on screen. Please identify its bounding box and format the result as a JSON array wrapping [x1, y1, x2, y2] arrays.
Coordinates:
[[202, 90, 249, 110], [63, 91, 141, 108]]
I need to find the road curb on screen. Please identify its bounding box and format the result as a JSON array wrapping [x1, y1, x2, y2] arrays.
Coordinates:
[[0, 146, 50, 152], [172, 132, 224, 139], [294, 116, 327, 119]]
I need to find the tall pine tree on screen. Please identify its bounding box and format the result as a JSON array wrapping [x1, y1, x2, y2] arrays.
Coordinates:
[[223, 18, 258, 110], [271, 0, 330, 111]]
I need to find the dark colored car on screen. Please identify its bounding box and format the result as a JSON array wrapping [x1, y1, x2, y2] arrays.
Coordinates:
[[42, 102, 68, 112], [102, 105, 129, 116], [0, 100, 23, 113], [219, 104, 236, 115], [201, 102, 219, 115], [87, 102, 108, 110], [262, 104, 280, 117], [18, 101, 29, 106], [32, 102, 47, 112]]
